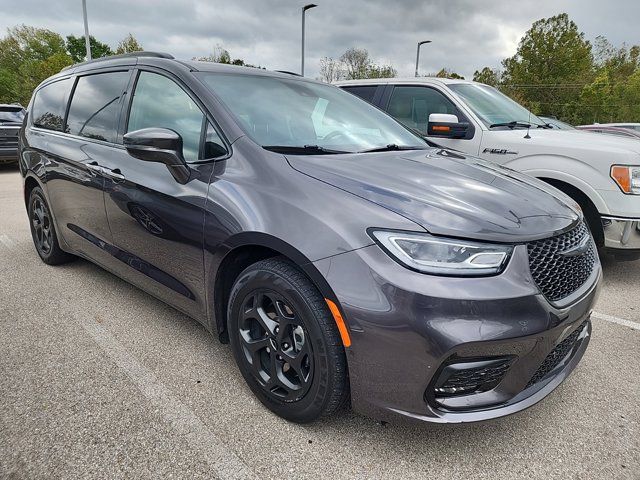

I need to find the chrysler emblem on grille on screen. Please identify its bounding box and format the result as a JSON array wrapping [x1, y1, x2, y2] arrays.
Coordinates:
[[558, 235, 591, 257]]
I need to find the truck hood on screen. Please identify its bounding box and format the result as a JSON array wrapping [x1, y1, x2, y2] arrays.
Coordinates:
[[287, 148, 580, 243], [483, 128, 640, 158]]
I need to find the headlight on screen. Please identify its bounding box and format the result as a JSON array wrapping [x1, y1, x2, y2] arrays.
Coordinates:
[[370, 230, 513, 276], [611, 165, 640, 194]]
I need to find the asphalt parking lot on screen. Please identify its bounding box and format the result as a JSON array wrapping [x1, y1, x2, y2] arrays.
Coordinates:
[[0, 166, 638, 480]]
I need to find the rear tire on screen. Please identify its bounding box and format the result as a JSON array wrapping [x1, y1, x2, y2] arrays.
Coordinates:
[[28, 187, 75, 265], [227, 257, 349, 423]]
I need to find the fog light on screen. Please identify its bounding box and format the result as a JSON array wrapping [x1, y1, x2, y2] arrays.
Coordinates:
[[431, 356, 515, 399]]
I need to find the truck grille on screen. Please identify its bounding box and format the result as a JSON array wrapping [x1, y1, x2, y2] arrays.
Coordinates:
[[526, 321, 588, 388], [527, 222, 596, 302]]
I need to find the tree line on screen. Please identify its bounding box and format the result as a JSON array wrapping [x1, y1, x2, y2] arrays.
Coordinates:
[[473, 13, 640, 124], [0, 25, 143, 106], [1, 13, 639, 124]]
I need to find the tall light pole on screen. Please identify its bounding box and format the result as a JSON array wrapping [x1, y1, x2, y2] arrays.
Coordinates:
[[301, 3, 317, 76], [82, 0, 92, 60], [415, 40, 431, 77]]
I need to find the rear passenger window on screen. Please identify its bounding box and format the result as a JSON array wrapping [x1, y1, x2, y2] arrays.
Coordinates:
[[342, 85, 378, 104], [32, 78, 72, 131], [127, 72, 204, 162], [66, 71, 130, 143]]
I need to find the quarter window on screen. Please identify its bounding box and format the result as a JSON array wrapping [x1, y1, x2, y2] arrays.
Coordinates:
[[32, 78, 73, 131], [342, 85, 378, 104], [127, 72, 204, 162], [66, 71, 130, 143], [203, 122, 227, 158], [387, 86, 459, 134]]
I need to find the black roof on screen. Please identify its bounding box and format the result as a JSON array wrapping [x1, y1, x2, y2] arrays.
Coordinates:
[[61, 51, 174, 71], [45, 51, 324, 88]]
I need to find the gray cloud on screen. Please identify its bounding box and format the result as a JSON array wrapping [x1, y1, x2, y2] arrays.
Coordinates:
[[2, 0, 639, 79]]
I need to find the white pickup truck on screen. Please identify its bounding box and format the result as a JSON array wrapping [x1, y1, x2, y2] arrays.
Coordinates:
[[337, 78, 640, 260]]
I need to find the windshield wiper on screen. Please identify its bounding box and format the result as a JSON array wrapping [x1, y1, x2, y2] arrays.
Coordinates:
[[489, 121, 533, 129], [358, 144, 426, 153], [263, 145, 349, 155]]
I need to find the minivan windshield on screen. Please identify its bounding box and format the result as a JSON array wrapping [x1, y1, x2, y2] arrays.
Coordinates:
[[197, 73, 426, 154], [449, 84, 547, 129]]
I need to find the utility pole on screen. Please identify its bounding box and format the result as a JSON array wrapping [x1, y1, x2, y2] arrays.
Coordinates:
[[82, 0, 92, 60]]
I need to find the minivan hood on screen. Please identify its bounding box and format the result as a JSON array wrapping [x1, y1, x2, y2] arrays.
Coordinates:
[[287, 148, 580, 243]]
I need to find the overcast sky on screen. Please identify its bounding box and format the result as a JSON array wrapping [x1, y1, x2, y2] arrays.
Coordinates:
[[2, 0, 639, 79]]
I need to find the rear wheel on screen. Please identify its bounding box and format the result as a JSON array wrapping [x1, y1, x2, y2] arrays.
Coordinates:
[[28, 187, 75, 265], [227, 258, 349, 423]]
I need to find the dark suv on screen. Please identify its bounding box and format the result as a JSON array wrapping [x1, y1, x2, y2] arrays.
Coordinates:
[[19, 53, 601, 424], [0, 104, 25, 164]]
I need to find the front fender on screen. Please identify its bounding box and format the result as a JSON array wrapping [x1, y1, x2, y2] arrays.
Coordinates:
[[504, 155, 611, 215]]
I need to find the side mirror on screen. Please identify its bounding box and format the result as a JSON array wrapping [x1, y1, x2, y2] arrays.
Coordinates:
[[427, 113, 469, 139], [123, 128, 191, 184]]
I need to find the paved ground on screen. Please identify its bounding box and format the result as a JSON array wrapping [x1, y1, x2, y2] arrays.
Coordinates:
[[0, 166, 638, 480]]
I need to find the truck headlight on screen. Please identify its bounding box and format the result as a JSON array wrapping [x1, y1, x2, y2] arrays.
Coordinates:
[[611, 165, 640, 194], [370, 230, 513, 276]]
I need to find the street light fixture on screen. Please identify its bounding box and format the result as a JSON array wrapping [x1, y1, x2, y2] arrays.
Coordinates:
[[301, 3, 318, 76], [415, 40, 431, 77]]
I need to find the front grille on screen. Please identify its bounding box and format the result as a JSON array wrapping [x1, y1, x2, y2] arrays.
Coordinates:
[[527, 222, 597, 302], [433, 357, 513, 397], [526, 321, 588, 388]]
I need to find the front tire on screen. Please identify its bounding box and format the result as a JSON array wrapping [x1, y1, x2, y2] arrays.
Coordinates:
[[28, 187, 75, 265], [227, 258, 349, 423]]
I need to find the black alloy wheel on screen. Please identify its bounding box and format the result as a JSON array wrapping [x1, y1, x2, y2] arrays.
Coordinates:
[[28, 187, 75, 265], [238, 290, 314, 402], [228, 258, 349, 423], [31, 195, 52, 255]]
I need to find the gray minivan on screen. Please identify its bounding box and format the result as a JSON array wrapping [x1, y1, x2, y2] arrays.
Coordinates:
[[19, 53, 600, 424]]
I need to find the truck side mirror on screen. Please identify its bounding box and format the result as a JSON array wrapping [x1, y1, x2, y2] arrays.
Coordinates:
[[427, 113, 469, 139]]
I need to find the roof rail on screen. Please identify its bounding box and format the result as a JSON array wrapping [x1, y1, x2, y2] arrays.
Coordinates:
[[61, 51, 175, 72], [275, 70, 302, 77]]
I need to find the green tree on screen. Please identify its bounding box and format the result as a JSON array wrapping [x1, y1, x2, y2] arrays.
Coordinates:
[[338, 47, 396, 80], [0, 25, 72, 105], [194, 45, 260, 68], [501, 13, 593, 117], [115, 33, 143, 54], [433, 68, 464, 80], [367, 64, 396, 79], [66, 35, 112, 62], [473, 67, 501, 86], [194, 45, 232, 63]]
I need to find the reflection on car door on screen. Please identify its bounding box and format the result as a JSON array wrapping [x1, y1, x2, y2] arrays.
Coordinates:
[[100, 69, 222, 320], [31, 74, 124, 267]]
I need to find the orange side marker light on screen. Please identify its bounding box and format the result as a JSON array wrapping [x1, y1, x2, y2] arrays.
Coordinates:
[[325, 299, 351, 347]]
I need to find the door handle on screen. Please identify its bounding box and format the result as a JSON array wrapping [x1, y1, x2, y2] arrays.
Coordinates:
[[86, 162, 103, 174], [86, 162, 125, 182], [102, 167, 125, 181]]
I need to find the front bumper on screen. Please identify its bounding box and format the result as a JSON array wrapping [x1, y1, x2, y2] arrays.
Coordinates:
[[0, 146, 18, 164], [314, 242, 601, 424], [602, 216, 640, 250]]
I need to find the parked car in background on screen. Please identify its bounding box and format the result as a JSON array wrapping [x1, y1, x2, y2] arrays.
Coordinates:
[[19, 53, 600, 425], [577, 124, 640, 140], [0, 104, 25, 165], [592, 122, 640, 132], [338, 78, 640, 260], [539, 116, 576, 130]]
